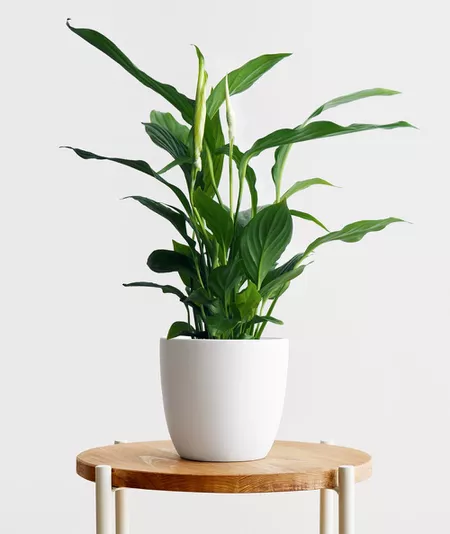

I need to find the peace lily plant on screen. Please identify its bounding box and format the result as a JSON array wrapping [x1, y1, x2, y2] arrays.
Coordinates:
[[64, 20, 414, 342]]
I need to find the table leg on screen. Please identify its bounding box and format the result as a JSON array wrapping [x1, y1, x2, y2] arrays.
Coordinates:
[[338, 465, 355, 534], [95, 465, 113, 534], [320, 440, 335, 534], [114, 440, 129, 534]]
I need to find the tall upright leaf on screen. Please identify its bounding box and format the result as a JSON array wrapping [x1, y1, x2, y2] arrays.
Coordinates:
[[150, 111, 190, 144], [66, 20, 195, 123], [207, 53, 291, 118], [194, 189, 234, 252], [62, 146, 192, 214], [240, 203, 293, 288]]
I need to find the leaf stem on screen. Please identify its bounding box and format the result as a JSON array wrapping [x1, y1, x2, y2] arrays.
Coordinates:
[[205, 144, 224, 207], [256, 297, 279, 339], [228, 140, 234, 220]]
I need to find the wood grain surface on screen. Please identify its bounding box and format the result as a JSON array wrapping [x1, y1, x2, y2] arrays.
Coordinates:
[[76, 440, 371, 493]]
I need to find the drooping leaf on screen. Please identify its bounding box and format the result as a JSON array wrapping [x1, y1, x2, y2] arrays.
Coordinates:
[[272, 88, 402, 189], [240, 202, 293, 288], [217, 144, 258, 214], [125, 196, 193, 245], [194, 189, 234, 252], [62, 146, 192, 214], [281, 178, 335, 201], [150, 110, 190, 144], [235, 282, 261, 321], [306, 88, 401, 123], [167, 321, 195, 339], [172, 241, 201, 289], [290, 210, 329, 232], [303, 217, 404, 259], [208, 260, 244, 301], [207, 53, 291, 118], [147, 249, 197, 279], [122, 281, 185, 300], [204, 315, 240, 336], [247, 120, 415, 160], [66, 20, 195, 123]]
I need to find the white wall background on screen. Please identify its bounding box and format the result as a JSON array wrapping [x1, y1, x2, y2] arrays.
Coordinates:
[[1, 0, 449, 532]]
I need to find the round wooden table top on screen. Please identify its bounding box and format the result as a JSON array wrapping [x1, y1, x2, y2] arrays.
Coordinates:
[[76, 440, 372, 493]]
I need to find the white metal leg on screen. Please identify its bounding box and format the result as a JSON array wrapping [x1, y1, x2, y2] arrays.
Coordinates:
[[338, 465, 355, 534], [114, 440, 129, 534], [320, 440, 335, 534], [96, 465, 113, 534]]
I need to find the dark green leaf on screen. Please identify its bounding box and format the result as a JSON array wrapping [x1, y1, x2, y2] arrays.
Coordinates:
[[240, 203, 293, 288], [217, 144, 258, 214], [122, 281, 185, 300], [235, 282, 261, 321], [66, 20, 195, 123], [204, 315, 240, 336], [62, 146, 192, 214], [207, 53, 291, 118], [281, 178, 335, 201], [247, 120, 415, 160], [208, 260, 244, 301], [167, 321, 195, 339], [304, 217, 404, 258], [194, 189, 234, 251], [147, 249, 196, 279], [125, 196, 193, 245], [290, 210, 329, 232], [150, 110, 190, 144], [185, 288, 212, 306], [260, 265, 307, 299], [306, 88, 401, 123]]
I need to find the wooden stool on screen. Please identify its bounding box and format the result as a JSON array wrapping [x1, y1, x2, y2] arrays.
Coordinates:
[[77, 440, 372, 534]]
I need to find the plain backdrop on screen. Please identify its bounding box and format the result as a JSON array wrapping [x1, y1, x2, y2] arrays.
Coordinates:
[[1, 0, 449, 532]]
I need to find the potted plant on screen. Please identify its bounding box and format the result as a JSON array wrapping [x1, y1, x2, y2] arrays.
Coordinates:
[[64, 20, 414, 462]]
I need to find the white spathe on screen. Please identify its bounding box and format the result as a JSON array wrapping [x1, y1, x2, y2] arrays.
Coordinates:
[[160, 338, 289, 462]]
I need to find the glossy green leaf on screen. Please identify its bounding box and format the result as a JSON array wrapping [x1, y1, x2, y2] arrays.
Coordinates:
[[157, 156, 192, 175], [248, 315, 283, 326], [185, 288, 212, 306], [122, 281, 185, 300], [290, 210, 329, 232], [62, 146, 192, 214], [240, 203, 293, 288], [66, 20, 195, 123], [150, 111, 190, 144], [260, 264, 307, 299], [247, 120, 415, 160], [281, 178, 335, 201], [207, 53, 291, 118], [303, 217, 404, 258], [125, 196, 193, 245], [236, 282, 261, 320], [272, 88, 402, 189], [208, 260, 244, 301], [204, 315, 239, 336], [167, 321, 195, 339], [147, 249, 197, 279], [306, 88, 401, 123], [194, 189, 234, 251]]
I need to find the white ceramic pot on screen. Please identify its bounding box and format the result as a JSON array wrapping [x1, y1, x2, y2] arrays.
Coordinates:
[[160, 338, 289, 462]]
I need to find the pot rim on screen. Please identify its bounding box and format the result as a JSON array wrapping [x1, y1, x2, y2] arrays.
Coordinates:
[[160, 337, 288, 342]]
